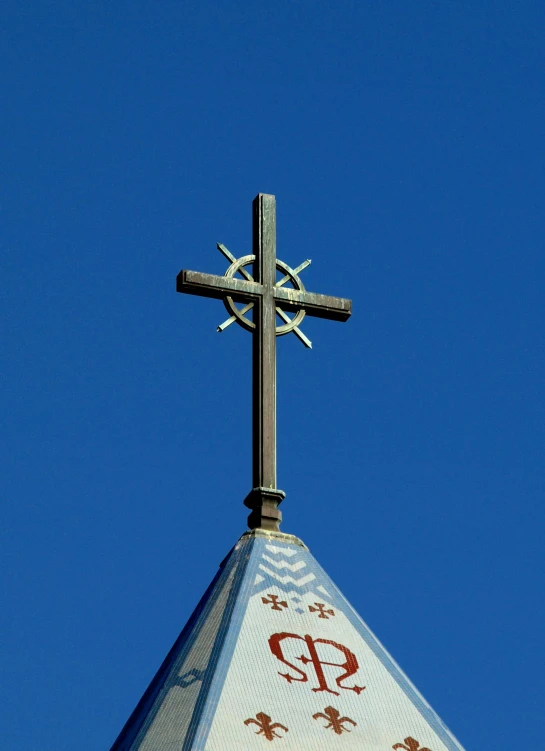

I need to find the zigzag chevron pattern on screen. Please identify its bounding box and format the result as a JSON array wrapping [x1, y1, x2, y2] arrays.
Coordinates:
[[261, 554, 307, 571], [265, 544, 297, 557], [258, 564, 316, 587]]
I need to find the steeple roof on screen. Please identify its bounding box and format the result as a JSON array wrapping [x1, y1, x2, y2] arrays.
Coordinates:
[[110, 530, 465, 751]]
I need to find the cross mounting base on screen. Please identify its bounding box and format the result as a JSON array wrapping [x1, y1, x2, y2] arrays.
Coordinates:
[[244, 487, 286, 532]]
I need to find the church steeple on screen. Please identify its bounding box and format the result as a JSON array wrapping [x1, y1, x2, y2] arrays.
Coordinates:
[[108, 195, 465, 751], [110, 530, 464, 750]]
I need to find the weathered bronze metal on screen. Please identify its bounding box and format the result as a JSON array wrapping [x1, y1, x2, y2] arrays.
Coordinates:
[[177, 194, 351, 531]]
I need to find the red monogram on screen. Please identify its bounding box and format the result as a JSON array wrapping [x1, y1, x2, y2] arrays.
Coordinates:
[[268, 632, 366, 695]]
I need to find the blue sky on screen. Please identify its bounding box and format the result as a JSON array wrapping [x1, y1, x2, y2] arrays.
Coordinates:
[[2, 2, 544, 748]]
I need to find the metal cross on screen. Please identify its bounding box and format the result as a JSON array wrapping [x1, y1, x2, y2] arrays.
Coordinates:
[[177, 194, 351, 531]]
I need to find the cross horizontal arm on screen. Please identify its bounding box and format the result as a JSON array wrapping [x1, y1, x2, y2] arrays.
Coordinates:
[[177, 269, 262, 302], [274, 286, 352, 322]]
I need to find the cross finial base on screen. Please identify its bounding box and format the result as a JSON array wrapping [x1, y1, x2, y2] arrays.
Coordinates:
[[244, 487, 286, 532]]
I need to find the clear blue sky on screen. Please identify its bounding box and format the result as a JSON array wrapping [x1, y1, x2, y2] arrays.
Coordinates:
[[2, 2, 543, 748]]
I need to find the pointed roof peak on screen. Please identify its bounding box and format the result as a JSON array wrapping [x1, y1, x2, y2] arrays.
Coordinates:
[[110, 532, 465, 751], [237, 527, 308, 550]]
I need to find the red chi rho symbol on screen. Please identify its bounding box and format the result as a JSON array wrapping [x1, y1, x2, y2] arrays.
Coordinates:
[[268, 632, 366, 696]]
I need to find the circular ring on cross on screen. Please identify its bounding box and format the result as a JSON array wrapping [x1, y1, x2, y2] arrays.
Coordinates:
[[223, 255, 306, 335]]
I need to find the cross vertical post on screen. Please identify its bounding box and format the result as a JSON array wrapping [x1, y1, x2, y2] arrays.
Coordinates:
[[246, 194, 285, 531]]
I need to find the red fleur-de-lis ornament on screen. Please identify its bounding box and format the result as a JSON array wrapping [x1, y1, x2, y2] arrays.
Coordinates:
[[393, 737, 432, 751], [312, 706, 357, 735], [244, 712, 288, 741]]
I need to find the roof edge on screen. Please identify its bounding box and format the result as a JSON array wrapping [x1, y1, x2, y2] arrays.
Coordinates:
[[238, 528, 307, 549]]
